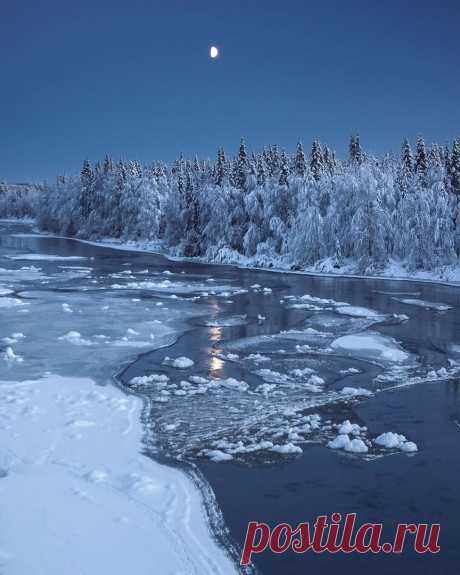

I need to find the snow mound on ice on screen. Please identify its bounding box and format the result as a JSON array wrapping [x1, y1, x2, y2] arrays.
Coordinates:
[[331, 332, 409, 363], [327, 434, 368, 453], [203, 450, 234, 462], [59, 331, 95, 346], [374, 432, 418, 452], [163, 356, 195, 369], [130, 373, 169, 386], [270, 443, 303, 455]]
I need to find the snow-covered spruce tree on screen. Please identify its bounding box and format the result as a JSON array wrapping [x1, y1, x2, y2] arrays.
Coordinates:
[[398, 138, 413, 192], [279, 151, 289, 187], [450, 138, 460, 198], [267, 145, 281, 177], [310, 140, 324, 181], [216, 148, 227, 187], [402, 138, 414, 174], [256, 156, 267, 185], [236, 138, 248, 190], [349, 134, 363, 165], [427, 143, 445, 189], [323, 146, 337, 177], [294, 141, 306, 177], [449, 138, 460, 256], [415, 136, 428, 185], [79, 159, 94, 220], [103, 154, 113, 174]]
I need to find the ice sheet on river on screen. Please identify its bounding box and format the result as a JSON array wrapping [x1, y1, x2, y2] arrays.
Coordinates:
[[393, 297, 453, 311], [110, 278, 246, 297], [7, 253, 88, 261]]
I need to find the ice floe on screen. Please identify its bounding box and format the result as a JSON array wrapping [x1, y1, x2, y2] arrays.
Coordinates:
[[374, 432, 418, 452], [340, 387, 373, 397], [8, 254, 87, 261], [331, 332, 410, 364], [336, 306, 384, 318], [163, 356, 195, 369], [393, 298, 452, 311], [59, 331, 95, 346]]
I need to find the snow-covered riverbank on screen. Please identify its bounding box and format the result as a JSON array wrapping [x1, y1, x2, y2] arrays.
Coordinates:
[[0, 373, 237, 575], [20, 227, 460, 288]]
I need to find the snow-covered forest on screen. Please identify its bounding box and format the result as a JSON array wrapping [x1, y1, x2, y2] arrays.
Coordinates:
[[2, 135, 460, 274]]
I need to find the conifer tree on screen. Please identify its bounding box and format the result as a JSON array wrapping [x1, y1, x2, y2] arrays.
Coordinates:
[[236, 138, 248, 189], [256, 157, 266, 185], [310, 140, 324, 180], [323, 146, 336, 176], [216, 148, 226, 186], [80, 159, 94, 218], [279, 151, 289, 186], [294, 142, 306, 176], [81, 159, 93, 185], [177, 169, 185, 200], [349, 134, 363, 165], [450, 138, 460, 197], [415, 136, 428, 176], [401, 138, 414, 175], [103, 154, 113, 174], [429, 143, 442, 169]]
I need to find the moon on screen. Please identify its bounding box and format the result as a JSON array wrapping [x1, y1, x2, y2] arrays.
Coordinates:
[[210, 46, 219, 59]]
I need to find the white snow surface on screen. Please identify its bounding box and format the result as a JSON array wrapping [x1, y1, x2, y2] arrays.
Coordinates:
[[164, 356, 195, 369], [374, 432, 418, 452], [331, 332, 410, 363], [7, 254, 87, 261], [0, 374, 237, 575], [335, 305, 383, 318]]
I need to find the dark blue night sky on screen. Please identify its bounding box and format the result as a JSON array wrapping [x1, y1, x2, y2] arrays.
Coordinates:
[[1, 0, 459, 182]]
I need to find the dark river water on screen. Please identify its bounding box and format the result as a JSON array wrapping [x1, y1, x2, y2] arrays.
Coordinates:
[[1, 221, 459, 574]]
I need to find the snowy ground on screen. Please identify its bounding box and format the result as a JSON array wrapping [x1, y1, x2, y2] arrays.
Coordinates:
[[0, 373, 237, 575]]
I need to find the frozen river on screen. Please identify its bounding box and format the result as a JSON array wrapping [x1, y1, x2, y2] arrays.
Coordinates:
[[1, 221, 460, 574]]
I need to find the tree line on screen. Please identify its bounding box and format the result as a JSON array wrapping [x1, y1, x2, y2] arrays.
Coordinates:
[[2, 134, 460, 273]]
